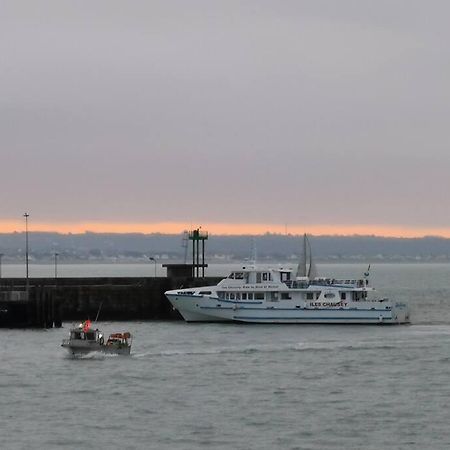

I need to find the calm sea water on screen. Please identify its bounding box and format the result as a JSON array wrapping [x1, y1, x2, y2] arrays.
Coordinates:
[[1, 264, 450, 449]]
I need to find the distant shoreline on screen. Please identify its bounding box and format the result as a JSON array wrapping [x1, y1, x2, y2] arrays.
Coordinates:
[[2, 232, 450, 264]]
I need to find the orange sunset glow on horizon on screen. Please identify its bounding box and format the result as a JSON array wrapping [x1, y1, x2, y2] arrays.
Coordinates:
[[0, 220, 449, 239]]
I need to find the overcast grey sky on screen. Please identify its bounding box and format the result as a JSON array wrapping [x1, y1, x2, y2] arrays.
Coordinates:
[[1, 1, 449, 233]]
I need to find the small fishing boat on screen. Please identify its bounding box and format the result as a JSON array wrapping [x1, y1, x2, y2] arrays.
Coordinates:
[[61, 320, 132, 356]]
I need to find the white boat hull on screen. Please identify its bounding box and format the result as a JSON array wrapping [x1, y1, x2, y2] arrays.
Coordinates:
[[61, 340, 131, 356], [166, 294, 410, 324], [165, 259, 410, 325]]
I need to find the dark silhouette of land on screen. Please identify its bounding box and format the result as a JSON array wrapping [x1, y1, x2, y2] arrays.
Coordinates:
[[1, 232, 450, 263]]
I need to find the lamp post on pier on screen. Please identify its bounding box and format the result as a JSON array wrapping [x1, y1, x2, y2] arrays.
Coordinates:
[[149, 257, 157, 277], [23, 212, 30, 297], [54, 252, 59, 284]]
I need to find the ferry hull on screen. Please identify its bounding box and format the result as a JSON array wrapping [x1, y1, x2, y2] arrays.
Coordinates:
[[166, 294, 410, 325]]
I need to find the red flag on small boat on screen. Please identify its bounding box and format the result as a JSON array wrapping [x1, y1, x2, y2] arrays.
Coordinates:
[[82, 320, 91, 332]]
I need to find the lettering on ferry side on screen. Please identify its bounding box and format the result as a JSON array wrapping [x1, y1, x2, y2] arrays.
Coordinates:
[[309, 302, 348, 308], [242, 285, 279, 289]]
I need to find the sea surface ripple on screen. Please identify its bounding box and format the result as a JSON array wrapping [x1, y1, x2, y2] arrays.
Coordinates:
[[1, 264, 450, 449]]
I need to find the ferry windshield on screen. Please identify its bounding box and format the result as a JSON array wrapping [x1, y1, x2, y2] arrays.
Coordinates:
[[228, 272, 245, 280]]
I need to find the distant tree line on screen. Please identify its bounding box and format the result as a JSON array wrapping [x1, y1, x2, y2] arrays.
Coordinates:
[[1, 232, 450, 262]]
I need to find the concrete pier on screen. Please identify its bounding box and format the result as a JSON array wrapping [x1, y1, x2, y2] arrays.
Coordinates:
[[0, 276, 221, 328]]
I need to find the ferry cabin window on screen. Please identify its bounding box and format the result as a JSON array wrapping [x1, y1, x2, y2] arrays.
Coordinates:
[[281, 293, 291, 300], [255, 292, 265, 300], [306, 292, 314, 300], [235, 293, 241, 300], [280, 272, 291, 282], [217, 292, 225, 299], [199, 291, 212, 295], [261, 272, 272, 281], [256, 273, 262, 283], [242, 293, 247, 300], [248, 293, 253, 300], [340, 292, 347, 300], [324, 293, 335, 299], [230, 293, 235, 300], [270, 292, 279, 301], [229, 272, 244, 279]]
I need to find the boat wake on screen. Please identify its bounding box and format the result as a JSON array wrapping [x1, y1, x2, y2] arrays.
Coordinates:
[[132, 340, 397, 359], [64, 351, 120, 360], [133, 326, 450, 359]]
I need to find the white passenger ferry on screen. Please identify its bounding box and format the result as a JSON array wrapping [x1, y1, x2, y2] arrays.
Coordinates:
[[165, 237, 410, 324]]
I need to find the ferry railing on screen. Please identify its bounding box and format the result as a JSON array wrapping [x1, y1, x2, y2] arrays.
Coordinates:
[[285, 280, 309, 289]]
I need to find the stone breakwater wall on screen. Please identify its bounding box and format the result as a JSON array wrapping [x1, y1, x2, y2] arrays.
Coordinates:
[[0, 277, 221, 328]]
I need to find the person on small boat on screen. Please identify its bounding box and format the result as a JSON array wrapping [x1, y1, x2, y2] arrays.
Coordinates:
[[82, 319, 91, 332], [106, 332, 131, 347]]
